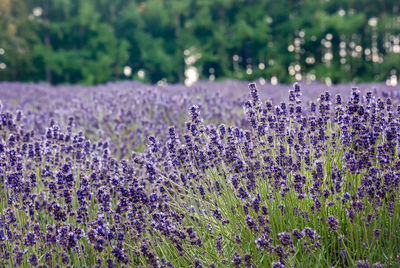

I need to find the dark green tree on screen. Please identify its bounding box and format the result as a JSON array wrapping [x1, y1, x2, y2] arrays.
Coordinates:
[[0, 0, 399, 85]]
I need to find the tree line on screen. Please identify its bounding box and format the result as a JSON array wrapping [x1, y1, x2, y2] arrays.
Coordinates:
[[0, 0, 399, 85]]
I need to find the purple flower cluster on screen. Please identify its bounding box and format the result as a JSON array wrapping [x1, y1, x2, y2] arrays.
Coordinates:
[[0, 81, 399, 267]]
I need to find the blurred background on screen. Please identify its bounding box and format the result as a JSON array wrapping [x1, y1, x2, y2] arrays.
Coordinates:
[[0, 0, 399, 86]]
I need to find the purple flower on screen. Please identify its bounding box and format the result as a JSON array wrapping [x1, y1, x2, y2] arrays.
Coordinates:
[[278, 232, 293, 248], [232, 252, 242, 267], [374, 229, 380, 240], [28, 254, 38, 266], [24, 232, 36, 246], [356, 260, 370, 268], [327, 215, 340, 231], [194, 259, 203, 268], [340, 248, 346, 259], [292, 229, 303, 239]]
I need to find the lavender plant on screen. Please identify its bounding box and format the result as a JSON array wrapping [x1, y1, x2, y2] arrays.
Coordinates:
[[0, 81, 399, 267]]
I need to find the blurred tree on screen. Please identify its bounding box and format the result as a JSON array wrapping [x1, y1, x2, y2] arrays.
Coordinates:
[[0, 0, 399, 85], [32, 0, 128, 84], [0, 0, 40, 81]]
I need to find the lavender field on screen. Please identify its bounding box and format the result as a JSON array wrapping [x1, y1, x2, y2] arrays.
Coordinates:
[[0, 81, 400, 267]]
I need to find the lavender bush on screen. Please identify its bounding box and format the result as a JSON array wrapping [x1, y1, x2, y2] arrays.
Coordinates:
[[0, 81, 399, 267]]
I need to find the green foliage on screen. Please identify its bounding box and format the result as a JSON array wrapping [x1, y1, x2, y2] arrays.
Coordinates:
[[0, 0, 399, 84]]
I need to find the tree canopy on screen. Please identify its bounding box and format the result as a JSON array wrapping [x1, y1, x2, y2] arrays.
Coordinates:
[[0, 0, 399, 85]]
